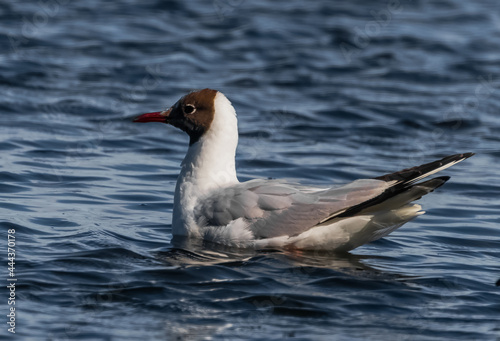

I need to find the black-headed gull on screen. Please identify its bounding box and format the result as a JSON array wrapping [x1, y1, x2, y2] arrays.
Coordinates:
[[134, 89, 473, 251]]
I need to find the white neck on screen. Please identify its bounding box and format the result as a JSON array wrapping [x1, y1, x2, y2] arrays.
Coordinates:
[[172, 92, 239, 236]]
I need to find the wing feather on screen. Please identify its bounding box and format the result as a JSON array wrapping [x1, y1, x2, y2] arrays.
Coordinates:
[[194, 179, 390, 238], [192, 153, 474, 243]]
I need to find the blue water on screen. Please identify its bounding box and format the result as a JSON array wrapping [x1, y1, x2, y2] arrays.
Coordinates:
[[1, 0, 500, 340]]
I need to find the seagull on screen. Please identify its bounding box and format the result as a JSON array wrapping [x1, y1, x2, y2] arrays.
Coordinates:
[[134, 88, 473, 251]]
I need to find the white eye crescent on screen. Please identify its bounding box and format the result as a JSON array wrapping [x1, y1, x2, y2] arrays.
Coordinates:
[[183, 104, 196, 115]]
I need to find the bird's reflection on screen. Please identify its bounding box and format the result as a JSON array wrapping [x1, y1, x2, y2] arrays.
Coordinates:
[[155, 236, 398, 278]]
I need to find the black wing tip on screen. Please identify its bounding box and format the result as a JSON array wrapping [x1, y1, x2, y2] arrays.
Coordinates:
[[412, 175, 450, 190], [375, 152, 474, 184], [435, 175, 451, 182], [452, 152, 475, 160], [427, 152, 475, 166], [423, 175, 450, 190]]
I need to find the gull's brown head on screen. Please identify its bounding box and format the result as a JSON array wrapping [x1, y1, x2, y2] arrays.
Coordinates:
[[134, 88, 218, 145]]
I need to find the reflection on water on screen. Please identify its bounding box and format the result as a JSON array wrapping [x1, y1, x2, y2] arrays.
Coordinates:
[[160, 239, 374, 270]]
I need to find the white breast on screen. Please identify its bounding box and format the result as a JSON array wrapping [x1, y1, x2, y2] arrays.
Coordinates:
[[172, 92, 240, 237]]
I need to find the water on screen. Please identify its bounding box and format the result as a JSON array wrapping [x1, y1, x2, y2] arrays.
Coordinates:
[[1, 0, 500, 340]]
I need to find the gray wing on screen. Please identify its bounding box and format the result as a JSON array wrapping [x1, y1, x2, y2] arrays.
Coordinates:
[[194, 179, 391, 238], [194, 153, 474, 239]]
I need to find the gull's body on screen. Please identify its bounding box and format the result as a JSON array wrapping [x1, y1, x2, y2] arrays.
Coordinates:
[[134, 89, 473, 251]]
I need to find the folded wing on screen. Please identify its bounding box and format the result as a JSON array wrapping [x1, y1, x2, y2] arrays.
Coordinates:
[[194, 153, 474, 240], [194, 178, 390, 238]]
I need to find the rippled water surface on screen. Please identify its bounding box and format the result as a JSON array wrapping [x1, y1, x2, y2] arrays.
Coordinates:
[[1, 0, 500, 340]]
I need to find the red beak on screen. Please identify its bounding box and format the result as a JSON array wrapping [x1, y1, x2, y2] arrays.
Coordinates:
[[133, 109, 170, 123]]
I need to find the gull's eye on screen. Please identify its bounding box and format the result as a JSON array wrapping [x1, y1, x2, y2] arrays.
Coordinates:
[[183, 104, 196, 115]]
